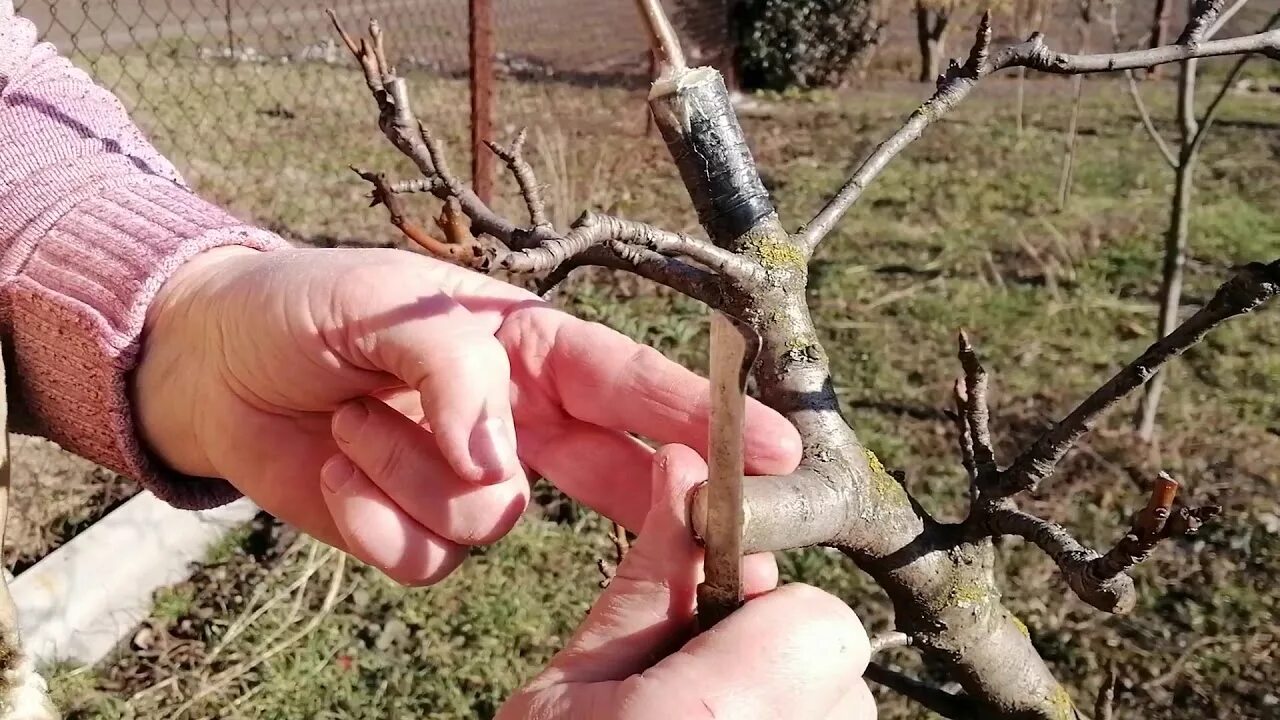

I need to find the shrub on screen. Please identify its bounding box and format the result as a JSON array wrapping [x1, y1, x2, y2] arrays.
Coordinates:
[[736, 0, 886, 90]]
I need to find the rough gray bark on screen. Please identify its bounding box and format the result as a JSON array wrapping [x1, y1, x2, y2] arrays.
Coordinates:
[[334, 1, 1280, 717]]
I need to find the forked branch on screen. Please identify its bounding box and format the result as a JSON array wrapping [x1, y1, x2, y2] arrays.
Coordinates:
[[327, 9, 754, 307], [984, 473, 1220, 614], [798, 3, 1280, 253]]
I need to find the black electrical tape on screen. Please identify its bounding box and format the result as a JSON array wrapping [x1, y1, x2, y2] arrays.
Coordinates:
[[657, 74, 775, 246]]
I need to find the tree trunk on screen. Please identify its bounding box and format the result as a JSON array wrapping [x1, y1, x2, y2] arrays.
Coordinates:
[[1136, 57, 1199, 441], [1057, 74, 1085, 209], [1148, 0, 1171, 77], [915, 4, 947, 83], [1015, 66, 1027, 137]]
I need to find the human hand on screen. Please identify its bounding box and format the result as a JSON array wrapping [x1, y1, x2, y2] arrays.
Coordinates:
[[498, 444, 875, 720], [135, 246, 802, 584]]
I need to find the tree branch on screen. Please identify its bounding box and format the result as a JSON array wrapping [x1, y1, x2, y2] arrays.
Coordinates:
[[952, 379, 977, 482], [331, 9, 741, 305], [632, 0, 686, 78], [1091, 473, 1221, 580], [870, 631, 913, 656], [1107, 3, 1179, 168], [957, 330, 997, 482], [797, 6, 1280, 253], [796, 13, 993, 252], [986, 503, 1135, 613], [1123, 71, 1179, 168], [1204, 0, 1248, 41], [985, 473, 1220, 614], [1178, 0, 1229, 45], [865, 663, 980, 719], [1193, 9, 1280, 154], [994, 261, 1279, 498], [484, 128, 551, 230]]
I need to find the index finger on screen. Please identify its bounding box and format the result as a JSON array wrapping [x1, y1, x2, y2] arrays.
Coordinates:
[[499, 306, 803, 476]]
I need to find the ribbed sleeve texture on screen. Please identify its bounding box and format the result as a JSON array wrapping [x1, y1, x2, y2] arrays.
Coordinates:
[[1, 3, 290, 509]]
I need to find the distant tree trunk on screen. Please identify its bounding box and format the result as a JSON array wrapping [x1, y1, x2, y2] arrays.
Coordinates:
[[915, 2, 950, 83], [1057, 5, 1093, 209], [1015, 66, 1027, 136], [1148, 0, 1171, 77], [1137, 56, 1199, 441], [1057, 74, 1085, 209]]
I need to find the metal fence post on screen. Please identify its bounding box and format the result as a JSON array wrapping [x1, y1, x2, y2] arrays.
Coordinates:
[[469, 0, 495, 204], [225, 0, 235, 54]]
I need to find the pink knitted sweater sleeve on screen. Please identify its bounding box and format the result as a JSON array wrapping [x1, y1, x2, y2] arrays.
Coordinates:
[[0, 5, 290, 509]]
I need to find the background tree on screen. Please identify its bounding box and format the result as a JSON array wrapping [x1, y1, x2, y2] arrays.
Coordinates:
[[330, 0, 1279, 716], [915, 0, 959, 81], [1120, 0, 1279, 441]]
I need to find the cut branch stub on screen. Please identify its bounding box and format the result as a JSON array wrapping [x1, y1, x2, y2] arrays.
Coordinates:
[[1092, 474, 1222, 581], [986, 472, 1221, 615]]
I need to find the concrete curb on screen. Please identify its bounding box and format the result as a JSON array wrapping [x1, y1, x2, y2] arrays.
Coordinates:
[[10, 493, 259, 665]]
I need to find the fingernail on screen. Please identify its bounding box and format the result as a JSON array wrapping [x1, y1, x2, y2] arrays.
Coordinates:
[[470, 417, 520, 485], [332, 401, 369, 444], [321, 455, 358, 495]]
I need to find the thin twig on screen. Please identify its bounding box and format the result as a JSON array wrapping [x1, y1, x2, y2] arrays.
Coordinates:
[[353, 168, 489, 268], [957, 330, 997, 481], [597, 521, 631, 589], [485, 128, 551, 230], [631, 0, 686, 76], [1095, 662, 1117, 720], [986, 473, 1221, 614], [1205, 0, 1249, 40], [1124, 71, 1178, 168], [1193, 9, 1280, 154], [1106, 0, 1179, 168], [952, 381, 977, 481], [330, 9, 743, 302], [870, 631, 912, 656], [1092, 473, 1221, 579], [996, 261, 1279, 498]]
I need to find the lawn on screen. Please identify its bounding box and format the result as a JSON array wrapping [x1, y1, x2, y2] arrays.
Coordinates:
[[43, 52, 1280, 719]]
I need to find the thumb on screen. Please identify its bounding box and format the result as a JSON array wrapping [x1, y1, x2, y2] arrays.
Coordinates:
[[535, 445, 777, 685]]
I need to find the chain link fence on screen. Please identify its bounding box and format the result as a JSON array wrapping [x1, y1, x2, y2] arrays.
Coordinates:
[[13, 1, 731, 231]]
